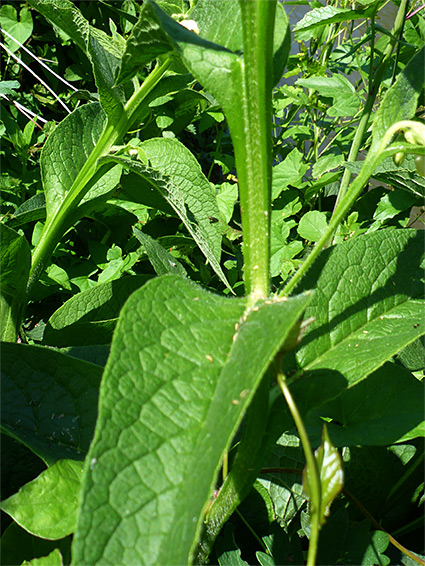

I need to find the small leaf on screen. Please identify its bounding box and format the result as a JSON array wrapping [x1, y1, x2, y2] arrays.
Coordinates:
[[297, 211, 328, 242], [0, 5, 33, 52], [133, 226, 186, 277], [22, 548, 64, 566], [293, 5, 374, 40], [0, 460, 84, 540], [303, 425, 344, 525], [0, 80, 20, 96]]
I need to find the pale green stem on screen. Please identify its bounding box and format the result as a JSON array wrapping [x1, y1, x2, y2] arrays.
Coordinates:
[[26, 58, 172, 300], [236, 0, 275, 303], [281, 131, 424, 297], [277, 372, 321, 566], [331, 0, 409, 219]]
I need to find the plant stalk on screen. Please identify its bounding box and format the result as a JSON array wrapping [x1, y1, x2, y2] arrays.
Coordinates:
[[331, 0, 409, 220], [235, 0, 276, 302], [26, 58, 171, 302], [276, 371, 321, 566]]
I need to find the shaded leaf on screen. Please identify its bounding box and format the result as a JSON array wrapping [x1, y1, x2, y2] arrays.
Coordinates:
[[0, 522, 70, 566], [1, 460, 84, 540], [0, 223, 31, 341], [1, 343, 102, 464], [6, 193, 46, 228], [133, 226, 186, 277], [43, 274, 150, 347], [306, 363, 425, 446]]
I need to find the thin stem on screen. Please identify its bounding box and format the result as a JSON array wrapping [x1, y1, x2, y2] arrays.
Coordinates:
[[331, 0, 409, 220], [276, 372, 321, 566], [260, 467, 425, 566]]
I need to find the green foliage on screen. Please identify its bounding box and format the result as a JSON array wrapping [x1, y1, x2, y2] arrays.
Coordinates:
[[1, 0, 424, 564]]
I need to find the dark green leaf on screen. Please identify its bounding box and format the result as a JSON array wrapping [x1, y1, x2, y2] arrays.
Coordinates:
[[133, 226, 186, 277], [306, 363, 425, 446], [43, 274, 150, 347], [0, 224, 31, 341], [0, 522, 70, 566], [6, 193, 46, 228], [1, 343, 102, 464]]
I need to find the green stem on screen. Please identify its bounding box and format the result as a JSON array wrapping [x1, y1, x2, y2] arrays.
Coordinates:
[[280, 134, 424, 297], [26, 58, 171, 301], [331, 0, 409, 219], [235, 0, 276, 302], [277, 372, 321, 566]]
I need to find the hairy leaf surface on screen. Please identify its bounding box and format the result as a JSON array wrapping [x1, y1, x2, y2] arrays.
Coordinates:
[[72, 276, 310, 565]]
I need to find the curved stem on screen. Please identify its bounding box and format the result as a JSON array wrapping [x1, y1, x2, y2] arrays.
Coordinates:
[[276, 371, 321, 566]]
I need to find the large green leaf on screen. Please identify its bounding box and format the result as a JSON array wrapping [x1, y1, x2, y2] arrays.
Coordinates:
[[40, 103, 121, 222], [1, 343, 102, 465], [292, 229, 424, 386], [370, 46, 425, 155], [117, 0, 290, 88], [72, 276, 310, 565], [0, 459, 84, 540], [26, 0, 88, 51], [305, 363, 424, 447], [103, 137, 229, 289], [0, 223, 31, 341], [43, 274, 150, 347]]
